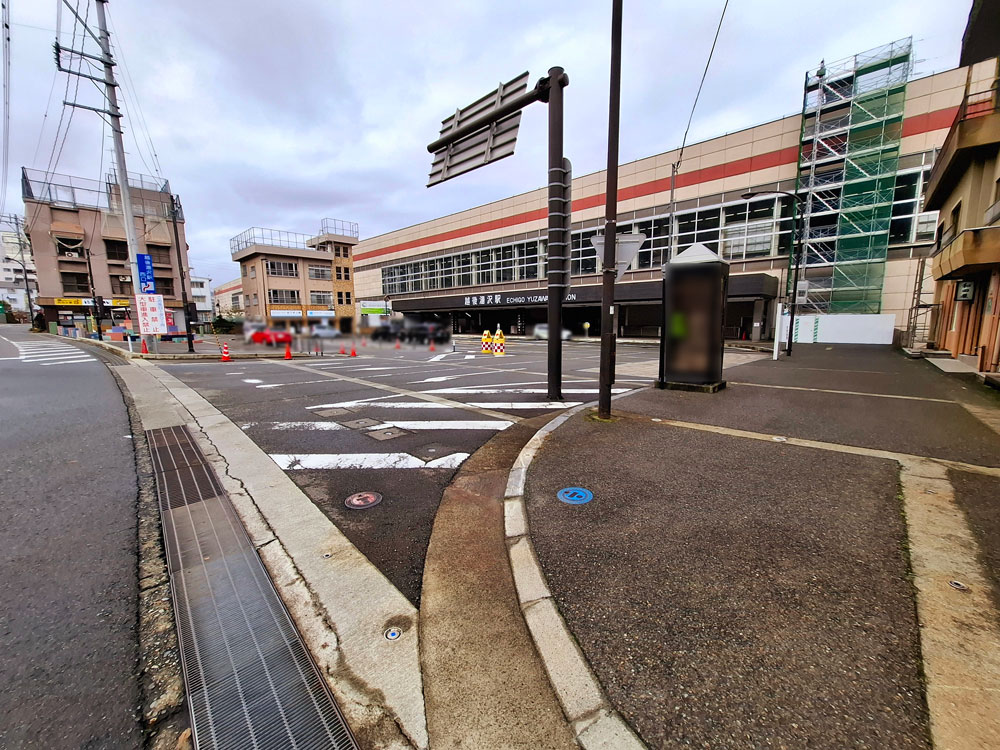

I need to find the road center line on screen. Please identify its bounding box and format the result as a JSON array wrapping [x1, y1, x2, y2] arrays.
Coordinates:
[[729, 381, 955, 404]]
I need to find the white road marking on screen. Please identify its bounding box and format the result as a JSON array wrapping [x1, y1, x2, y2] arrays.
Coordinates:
[[464, 355, 476, 360], [429, 353, 455, 362], [729, 381, 956, 404], [307, 394, 401, 409], [242, 378, 263, 384], [424, 387, 631, 395], [248, 421, 346, 430], [271, 452, 470, 470], [471, 401, 583, 410], [256, 379, 331, 389], [21, 353, 88, 361], [366, 420, 513, 431], [38, 357, 97, 366]]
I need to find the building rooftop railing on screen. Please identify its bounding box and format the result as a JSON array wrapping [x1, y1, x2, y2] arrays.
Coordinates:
[[21, 167, 181, 218], [230, 219, 360, 254], [230, 227, 315, 254], [319, 218, 359, 238]]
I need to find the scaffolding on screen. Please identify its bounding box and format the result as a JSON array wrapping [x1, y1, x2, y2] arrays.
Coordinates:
[[794, 38, 912, 313]]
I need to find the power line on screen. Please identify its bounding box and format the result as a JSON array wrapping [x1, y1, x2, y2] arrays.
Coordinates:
[[676, 0, 729, 169], [107, 8, 161, 177]]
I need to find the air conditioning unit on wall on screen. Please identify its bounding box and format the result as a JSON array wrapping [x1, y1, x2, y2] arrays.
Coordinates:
[[118, 275, 130, 282], [63, 251, 79, 258]]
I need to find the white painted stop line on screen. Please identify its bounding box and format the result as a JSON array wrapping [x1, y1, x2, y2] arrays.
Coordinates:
[[424, 387, 631, 394], [366, 420, 513, 431]]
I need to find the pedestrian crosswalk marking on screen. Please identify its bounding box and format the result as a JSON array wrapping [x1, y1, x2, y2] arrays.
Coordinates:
[[271, 452, 469, 470], [9, 341, 96, 366], [366, 420, 513, 431]]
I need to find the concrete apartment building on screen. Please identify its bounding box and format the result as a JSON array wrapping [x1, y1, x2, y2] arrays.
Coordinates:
[[21, 168, 192, 331], [353, 39, 967, 344], [190, 275, 214, 323], [231, 218, 358, 332], [1, 230, 36, 314], [212, 277, 243, 318]]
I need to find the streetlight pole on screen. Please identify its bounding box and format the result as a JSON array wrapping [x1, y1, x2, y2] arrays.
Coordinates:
[[597, 0, 623, 419], [742, 190, 804, 356]]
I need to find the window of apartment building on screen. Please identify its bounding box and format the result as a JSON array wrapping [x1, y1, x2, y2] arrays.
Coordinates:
[[110, 276, 133, 296], [950, 202, 962, 233], [249, 265, 256, 278], [146, 244, 172, 265], [310, 291, 332, 305], [231, 294, 242, 310], [266, 260, 298, 277], [155, 277, 174, 296], [61, 272, 90, 294], [268, 288, 300, 304], [309, 264, 332, 280], [337, 291, 344, 305], [334, 244, 350, 258], [345, 291, 351, 304], [55, 237, 84, 257], [242, 264, 248, 277], [105, 240, 129, 261], [344, 267, 350, 280], [335, 266, 343, 280], [251, 293, 257, 306], [192, 281, 204, 289]]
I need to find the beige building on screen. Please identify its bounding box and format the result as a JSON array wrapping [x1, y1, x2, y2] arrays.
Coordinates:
[[22, 168, 192, 331], [926, 56, 1000, 373], [231, 218, 358, 332], [212, 277, 244, 318], [353, 40, 968, 344]]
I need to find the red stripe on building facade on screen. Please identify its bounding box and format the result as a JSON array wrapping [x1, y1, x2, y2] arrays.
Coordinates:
[[357, 106, 960, 263]]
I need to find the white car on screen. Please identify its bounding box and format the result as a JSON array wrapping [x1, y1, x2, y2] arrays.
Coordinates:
[[533, 323, 571, 340]]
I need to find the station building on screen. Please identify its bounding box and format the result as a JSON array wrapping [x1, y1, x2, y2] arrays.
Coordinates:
[[353, 39, 968, 344]]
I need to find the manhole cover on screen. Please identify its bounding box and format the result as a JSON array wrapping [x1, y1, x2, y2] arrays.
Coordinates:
[[345, 491, 383, 509], [343, 418, 381, 429], [557, 487, 593, 505], [412, 443, 448, 461], [369, 427, 407, 441]]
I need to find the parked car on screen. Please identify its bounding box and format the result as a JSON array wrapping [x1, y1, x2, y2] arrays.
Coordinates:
[[532, 323, 571, 341], [250, 328, 293, 346], [310, 323, 342, 339]]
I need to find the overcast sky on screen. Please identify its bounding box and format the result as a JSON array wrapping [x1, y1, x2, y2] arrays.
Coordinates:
[[8, 0, 971, 287]]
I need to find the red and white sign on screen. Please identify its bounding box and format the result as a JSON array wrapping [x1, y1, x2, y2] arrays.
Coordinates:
[[165, 310, 175, 327], [136, 294, 168, 334]]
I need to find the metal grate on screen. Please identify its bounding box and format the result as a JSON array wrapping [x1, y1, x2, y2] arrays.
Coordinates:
[[147, 426, 358, 750]]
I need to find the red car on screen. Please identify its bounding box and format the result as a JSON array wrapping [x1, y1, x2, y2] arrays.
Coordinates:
[[250, 328, 293, 346]]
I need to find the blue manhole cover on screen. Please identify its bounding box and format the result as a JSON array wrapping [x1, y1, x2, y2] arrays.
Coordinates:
[[557, 487, 593, 505]]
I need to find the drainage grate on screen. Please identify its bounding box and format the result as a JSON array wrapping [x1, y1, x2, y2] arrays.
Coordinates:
[[147, 425, 358, 750]]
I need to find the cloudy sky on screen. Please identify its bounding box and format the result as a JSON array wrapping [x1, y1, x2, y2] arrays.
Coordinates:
[[8, 0, 970, 286]]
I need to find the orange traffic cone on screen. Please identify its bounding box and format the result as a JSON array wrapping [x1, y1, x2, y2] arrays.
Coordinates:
[[220, 343, 231, 362], [350, 344, 358, 357], [394, 338, 401, 350], [361, 337, 367, 347], [284, 342, 293, 360], [339, 343, 346, 355], [429, 340, 436, 352], [141, 338, 149, 354]]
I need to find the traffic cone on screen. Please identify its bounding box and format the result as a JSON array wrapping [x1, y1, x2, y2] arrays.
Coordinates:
[[220, 343, 231, 362], [361, 337, 367, 347], [284, 342, 292, 360], [394, 338, 401, 350], [339, 343, 346, 355], [350, 344, 358, 357], [141, 339, 149, 354], [429, 340, 436, 352]]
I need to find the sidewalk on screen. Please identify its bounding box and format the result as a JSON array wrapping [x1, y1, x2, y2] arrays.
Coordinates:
[[512, 345, 1000, 749]]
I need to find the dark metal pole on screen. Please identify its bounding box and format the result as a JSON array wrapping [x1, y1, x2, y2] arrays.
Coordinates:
[[170, 197, 195, 353], [598, 0, 623, 419], [546, 67, 568, 401], [786, 197, 803, 357]]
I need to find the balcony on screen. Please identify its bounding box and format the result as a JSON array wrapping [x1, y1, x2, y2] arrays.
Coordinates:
[[925, 83, 1000, 210], [932, 225, 1000, 280]]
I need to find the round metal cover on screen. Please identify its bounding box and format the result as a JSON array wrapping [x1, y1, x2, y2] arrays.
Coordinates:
[[345, 491, 382, 510], [384, 627, 402, 641], [557, 487, 593, 505]]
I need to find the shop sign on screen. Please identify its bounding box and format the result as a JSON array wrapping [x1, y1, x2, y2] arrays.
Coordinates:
[[270, 309, 304, 318], [359, 300, 392, 315], [136, 293, 168, 334], [955, 281, 975, 302], [54, 297, 94, 306], [306, 310, 337, 318], [462, 292, 577, 307]]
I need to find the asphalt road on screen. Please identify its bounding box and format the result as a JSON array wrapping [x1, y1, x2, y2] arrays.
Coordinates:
[[0, 326, 142, 748], [161, 338, 735, 605]]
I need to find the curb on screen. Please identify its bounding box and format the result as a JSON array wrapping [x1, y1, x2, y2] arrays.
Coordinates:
[[49, 334, 318, 360], [502, 401, 647, 750]]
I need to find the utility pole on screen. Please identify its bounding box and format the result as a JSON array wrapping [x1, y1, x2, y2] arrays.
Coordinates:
[[597, 0, 623, 419], [11, 215, 33, 318], [169, 197, 195, 352]]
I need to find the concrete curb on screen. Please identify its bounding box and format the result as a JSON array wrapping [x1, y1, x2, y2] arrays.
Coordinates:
[[47, 333, 315, 360], [114, 358, 429, 749], [502, 401, 647, 750]]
